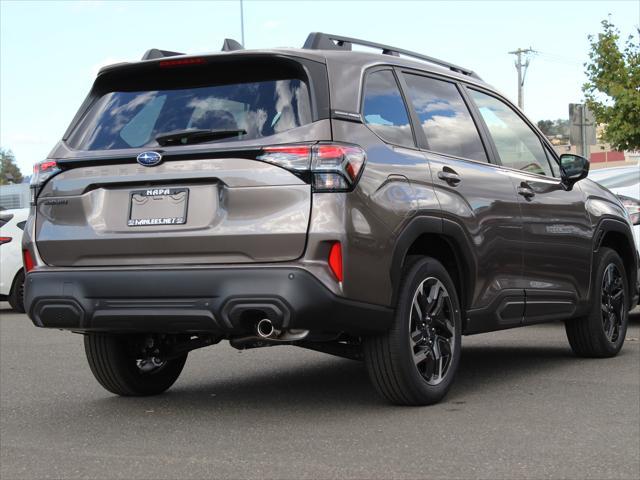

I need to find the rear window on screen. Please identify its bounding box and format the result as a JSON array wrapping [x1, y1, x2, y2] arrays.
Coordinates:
[[67, 77, 312, 151]]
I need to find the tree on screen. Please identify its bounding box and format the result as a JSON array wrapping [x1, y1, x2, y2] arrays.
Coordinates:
[[583, 19, 640, 151], [537, 119, 570, 140], [0, 148, 24, 185], [537, 120, 554, 136]]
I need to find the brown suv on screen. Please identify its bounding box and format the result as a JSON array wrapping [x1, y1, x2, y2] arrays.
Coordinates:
[[23, 33, 639, 405]]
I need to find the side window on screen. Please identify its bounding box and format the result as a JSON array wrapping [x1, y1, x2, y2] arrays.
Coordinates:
[[362, 70, 415, 148], [543, 145, 560, 177], [469, 90, 553, 176], [403, 74, 487, 162]]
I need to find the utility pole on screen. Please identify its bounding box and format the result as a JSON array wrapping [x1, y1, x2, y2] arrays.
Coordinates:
[[508, 47, 535, 110], [240, 0, 245, 47], [569, 103, 595, 158]]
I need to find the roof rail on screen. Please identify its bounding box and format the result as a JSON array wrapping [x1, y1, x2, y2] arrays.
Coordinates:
[[303, 32, 480, 79], [141, 49, 185, 61], [222, 38, 243, 51]]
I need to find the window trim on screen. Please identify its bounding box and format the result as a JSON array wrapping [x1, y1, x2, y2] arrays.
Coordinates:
[[359, 66, 419, 150]]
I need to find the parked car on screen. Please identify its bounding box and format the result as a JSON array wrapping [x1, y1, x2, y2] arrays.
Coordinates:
[[23, 33, 639, 405], [588, 166, 640, 253], [1, 208, 29, 312]]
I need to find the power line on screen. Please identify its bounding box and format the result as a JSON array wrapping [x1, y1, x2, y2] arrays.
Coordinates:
[[508, 47, 536, 110], [535, 51, 583, 66]]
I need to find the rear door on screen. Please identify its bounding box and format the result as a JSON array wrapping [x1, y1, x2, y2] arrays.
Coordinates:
[[400, 71, 525, 332], [35, 55, 331, 266], [466, 88, 592, 323]]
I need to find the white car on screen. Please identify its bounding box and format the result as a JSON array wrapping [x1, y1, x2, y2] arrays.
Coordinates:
[[0, 208, 29, 312], [589, 166, 640, 254]]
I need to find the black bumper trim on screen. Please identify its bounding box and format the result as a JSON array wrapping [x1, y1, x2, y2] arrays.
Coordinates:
[[25, 268, 393, 335]]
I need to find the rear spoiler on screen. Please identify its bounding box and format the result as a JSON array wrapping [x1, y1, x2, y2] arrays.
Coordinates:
[[97, 38, 245, 75]]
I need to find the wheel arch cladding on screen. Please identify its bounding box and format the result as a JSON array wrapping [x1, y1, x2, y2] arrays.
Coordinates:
[[597, 220, 638, 309], [390, 216, 476, 321]]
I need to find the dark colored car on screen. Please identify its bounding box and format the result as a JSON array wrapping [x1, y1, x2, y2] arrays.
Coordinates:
[[23, 33, 639, 405]]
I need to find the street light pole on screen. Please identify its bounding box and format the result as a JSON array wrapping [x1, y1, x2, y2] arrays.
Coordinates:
[[240, 0, 245, 47], [509, 47, 535, 110]]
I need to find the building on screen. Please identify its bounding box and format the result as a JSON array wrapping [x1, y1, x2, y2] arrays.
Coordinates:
[[0, 183, 30, 210]]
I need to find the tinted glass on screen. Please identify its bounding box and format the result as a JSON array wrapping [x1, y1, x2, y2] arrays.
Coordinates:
[[403, 74, 487, 161], [67, 79, 312, 150], [362, 70, 414, 148], [470, 90, 553, 176], [543, 145, 560, 177]]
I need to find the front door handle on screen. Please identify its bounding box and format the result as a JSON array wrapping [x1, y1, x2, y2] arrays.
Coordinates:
[[517, 182, 535, 199], [437, 169, 461, 185]]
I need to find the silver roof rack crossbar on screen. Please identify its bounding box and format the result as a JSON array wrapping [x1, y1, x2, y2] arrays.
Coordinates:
[[303, 32, 480, 79]]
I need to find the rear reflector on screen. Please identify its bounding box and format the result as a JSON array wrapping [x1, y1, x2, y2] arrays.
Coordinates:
[[0, 237, 12, 246], [23, 249, 35, 272], [328, 242, 343, 282]]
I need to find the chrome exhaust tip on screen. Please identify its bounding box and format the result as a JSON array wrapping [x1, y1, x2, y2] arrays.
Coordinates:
[[256, 318, 278, 338]]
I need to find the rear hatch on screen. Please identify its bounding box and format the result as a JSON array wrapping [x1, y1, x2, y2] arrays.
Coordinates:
[[34, 53, 331, 266]]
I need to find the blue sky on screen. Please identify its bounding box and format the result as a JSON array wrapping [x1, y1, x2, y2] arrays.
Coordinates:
[[1, 0, 638, 174]]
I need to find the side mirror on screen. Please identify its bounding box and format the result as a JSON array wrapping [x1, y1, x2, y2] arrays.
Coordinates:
[[559, 154, 589, 188]]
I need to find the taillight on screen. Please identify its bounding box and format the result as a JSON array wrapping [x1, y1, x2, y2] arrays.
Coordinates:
[[257, 143, 366, 192], [258, 145, 312, 171], [312, 144, 365, 191], [618, 195, 640, 225], [0, 237, 12, 246], [31, 159, 61, 205], [328, 242, 343, 282], [23, 249, 35, 272]]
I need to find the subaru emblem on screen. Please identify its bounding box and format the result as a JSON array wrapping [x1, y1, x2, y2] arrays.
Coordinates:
[[137, 151, 162, 167]]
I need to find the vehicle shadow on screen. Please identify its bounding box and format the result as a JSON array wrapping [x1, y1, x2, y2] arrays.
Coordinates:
[[86, 340, 606, 414], [71, 309, 640, 413]]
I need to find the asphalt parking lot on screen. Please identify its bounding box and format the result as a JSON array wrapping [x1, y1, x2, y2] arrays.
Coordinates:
[[1, 304, 639, 480]]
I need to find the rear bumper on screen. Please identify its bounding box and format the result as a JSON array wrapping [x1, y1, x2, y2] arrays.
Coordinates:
[[25, 267, 393, 335]]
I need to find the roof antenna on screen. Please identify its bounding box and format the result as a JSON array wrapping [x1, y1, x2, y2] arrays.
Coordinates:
[[222, 39, 244, 52]]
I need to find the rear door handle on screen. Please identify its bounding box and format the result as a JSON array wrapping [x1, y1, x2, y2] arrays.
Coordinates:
[[437, 169, 461, 185], [517, 183, 535, 199]]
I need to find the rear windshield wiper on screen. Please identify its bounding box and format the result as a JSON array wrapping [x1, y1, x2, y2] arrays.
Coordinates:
[[155, 128, 246, 146]]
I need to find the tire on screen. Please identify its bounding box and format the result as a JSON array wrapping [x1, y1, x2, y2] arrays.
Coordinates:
[[364, 256, 462, 406], [8, 269, 25, 313], [565, 247, 629, 358], [84, 333, 187, 396]]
